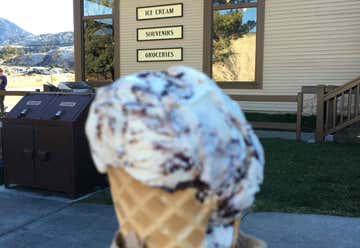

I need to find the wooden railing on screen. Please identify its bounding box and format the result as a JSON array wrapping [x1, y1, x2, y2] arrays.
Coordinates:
[[0, 90, 30, 96], [0, 90, 94, 96], [230, 94, 303, 141], [0, 90, 304, 141], [315, 76, 360, 142]]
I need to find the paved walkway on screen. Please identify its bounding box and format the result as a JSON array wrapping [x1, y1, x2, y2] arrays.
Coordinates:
[[241, 212, 360, 248], [0, 187, 117, 248], [0, 187, 359, 248]]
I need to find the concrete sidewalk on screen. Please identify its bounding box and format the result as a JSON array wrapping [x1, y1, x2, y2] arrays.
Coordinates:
[[0, 187, 117, 248], [242, 212, 360, 248], [0, 187, 359, 248]]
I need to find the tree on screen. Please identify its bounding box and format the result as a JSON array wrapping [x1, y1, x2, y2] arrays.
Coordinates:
[[213, 9, 256, 62], [84, 19, 114, 81], [0, 46, 25, 61]]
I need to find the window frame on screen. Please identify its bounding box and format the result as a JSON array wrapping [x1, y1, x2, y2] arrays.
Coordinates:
[[73, 0, 120, 87], [204, 0, 265, 89]]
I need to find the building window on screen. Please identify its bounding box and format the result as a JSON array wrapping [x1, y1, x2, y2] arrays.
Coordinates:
[[212, 0, 264, 89], [75, 0, 114, 83], [84, 0, 113, 16], [84, 18, 114, 81]]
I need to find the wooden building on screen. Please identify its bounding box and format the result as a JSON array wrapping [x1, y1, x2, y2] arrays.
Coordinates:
[[73, 0, 360, 113]]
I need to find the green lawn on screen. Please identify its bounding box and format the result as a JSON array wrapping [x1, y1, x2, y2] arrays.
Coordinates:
[[254, 139, 360, 217], [81, 188, 113, 205], [80, 139, 360, 217]]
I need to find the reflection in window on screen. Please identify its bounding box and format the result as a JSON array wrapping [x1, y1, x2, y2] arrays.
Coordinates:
[[212, 8, 257, 82], [84, 0, 113, 16], [84, 18, 114, 81], [213, 0, 257, 7]]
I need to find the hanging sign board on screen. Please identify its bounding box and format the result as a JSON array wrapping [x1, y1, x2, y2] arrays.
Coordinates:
[[137, 48, 183, 62], [137, 25, 183, 41], [137, 4, 183, 21]]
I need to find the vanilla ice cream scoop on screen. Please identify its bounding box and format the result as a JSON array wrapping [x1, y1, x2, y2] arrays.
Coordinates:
[[85, 66, 265, 248]]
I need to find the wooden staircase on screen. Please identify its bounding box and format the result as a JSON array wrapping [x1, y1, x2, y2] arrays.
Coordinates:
[[316, 76, 360, 142]]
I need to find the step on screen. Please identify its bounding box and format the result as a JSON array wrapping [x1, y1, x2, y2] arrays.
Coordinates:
[[334, 122, 360, 144]]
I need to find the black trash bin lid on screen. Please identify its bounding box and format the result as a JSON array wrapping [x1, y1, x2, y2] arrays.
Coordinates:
[[7, 93, 56, 120], [40, 94, 94, 122]]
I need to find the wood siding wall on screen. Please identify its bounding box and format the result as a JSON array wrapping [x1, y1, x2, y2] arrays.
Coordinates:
[[118, 0, 204, 76], [226, 0, 360, 113]]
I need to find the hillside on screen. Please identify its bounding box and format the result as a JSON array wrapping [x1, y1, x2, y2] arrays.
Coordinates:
[[213, 33, 256, 82], [6, 46, 74, 69], [0, 18, 73, 47], [2, 65, 75, 111], [0, 18, 32, 44], [0, 17, 74, 69], [0, 18, 75, 111], [2, 32, 74, 53]]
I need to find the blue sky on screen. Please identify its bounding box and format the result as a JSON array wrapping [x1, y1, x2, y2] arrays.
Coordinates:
[[219, 7, 257, 32], [1, 0, 73, 35], [1, 1, 257, 35]]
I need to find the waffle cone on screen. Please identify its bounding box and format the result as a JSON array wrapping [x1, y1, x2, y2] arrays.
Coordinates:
[[108, 167, 218, 248]]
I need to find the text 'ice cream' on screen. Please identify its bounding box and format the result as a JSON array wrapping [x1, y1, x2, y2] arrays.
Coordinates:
[[86, 66, 265, 248]]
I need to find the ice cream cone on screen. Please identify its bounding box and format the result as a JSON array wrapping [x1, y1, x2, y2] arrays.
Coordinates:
[[86, 67, 266, 248], [108, 167, 220, 248]]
